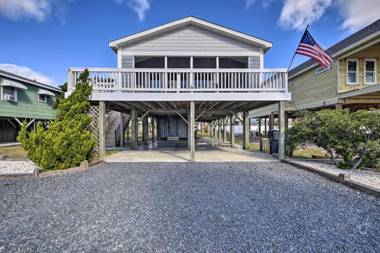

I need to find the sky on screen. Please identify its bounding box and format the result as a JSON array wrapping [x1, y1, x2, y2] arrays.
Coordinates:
[[0, 0, 379, 86]]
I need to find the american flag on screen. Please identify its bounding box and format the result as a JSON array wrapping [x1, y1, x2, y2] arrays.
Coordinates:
[[296, 29, 333, 68]]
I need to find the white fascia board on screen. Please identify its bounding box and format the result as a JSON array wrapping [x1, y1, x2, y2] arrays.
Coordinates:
[[289, 32, 380, 80], [90, 92, 291, 102], [120, 51, 262, 57], [109, 17, 272, 52]]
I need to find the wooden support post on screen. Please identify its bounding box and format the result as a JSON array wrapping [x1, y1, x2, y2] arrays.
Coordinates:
[[223, 117, 227, 142], [151, 117, 156, 141], [258, 117, 262, 137], [120, 113, 124, 147], [264, 117, 268, 137], [189, 101, 195, 162], [218, 119, 222, 140], [243, 111, 249, 150], [130, 109, 137, 149], [126, 124, 130, 143], [278, 101, 285, 160], [230, 114, 235, 147], [143, 116, 149, 145], [99, 101, 106, 159], [269, 113, 274, 130], [213, 121, 217, 139]]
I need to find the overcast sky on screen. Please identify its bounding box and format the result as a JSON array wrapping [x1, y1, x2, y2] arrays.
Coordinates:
[[0, 0, 379, 85]]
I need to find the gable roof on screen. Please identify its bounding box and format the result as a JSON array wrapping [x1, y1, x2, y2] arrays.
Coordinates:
[[289, 19, 380, 78], [0, 69, 61, 93], [109, 16, 272, 53]]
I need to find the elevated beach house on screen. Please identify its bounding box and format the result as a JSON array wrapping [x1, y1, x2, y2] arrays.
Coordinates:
[[66, 17, 290, 160], [250, 19, 380, 137], [0, 70, 61, 143]]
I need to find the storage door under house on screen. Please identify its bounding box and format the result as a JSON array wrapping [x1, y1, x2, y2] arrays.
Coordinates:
[[0, 119, 18, 143]]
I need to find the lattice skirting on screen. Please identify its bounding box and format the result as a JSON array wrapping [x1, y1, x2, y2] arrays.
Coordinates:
[[89, 105, 100, 157]]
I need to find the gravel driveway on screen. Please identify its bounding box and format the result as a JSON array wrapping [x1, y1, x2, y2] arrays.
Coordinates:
[[1, 162, 379, 252]]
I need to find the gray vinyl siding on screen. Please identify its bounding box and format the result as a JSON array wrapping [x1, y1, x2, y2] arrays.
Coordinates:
[[121, 55, 134, 68], [248, 56, 260, 69], [121, 25, 261, 53]]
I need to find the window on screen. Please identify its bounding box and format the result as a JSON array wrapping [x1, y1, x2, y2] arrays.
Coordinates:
[[134, 57, 164, 68], [193, 57, 216, 68], [167, 57, 190, 68], [219, 57, 248, 68], [364, 59, 376, 84], [38, 94, 47, 102], [1, 86, 17, 102], [346, 59, 358, 84]]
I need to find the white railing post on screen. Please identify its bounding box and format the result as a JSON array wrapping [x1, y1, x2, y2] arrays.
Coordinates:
[[190, 70, 194, 91], [285, 72, 288, 93], [176, 73, 181, 93]]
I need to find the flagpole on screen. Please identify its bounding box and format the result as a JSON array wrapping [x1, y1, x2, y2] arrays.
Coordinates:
[[287, 24, 309, 71]]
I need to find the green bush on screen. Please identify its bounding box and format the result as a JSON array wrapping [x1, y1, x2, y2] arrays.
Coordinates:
[[288, 109, 380, 170], [18, 70, 95, 170]]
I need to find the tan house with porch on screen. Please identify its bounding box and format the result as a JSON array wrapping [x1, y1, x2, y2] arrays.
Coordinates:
[[250, 19, 380, 136]]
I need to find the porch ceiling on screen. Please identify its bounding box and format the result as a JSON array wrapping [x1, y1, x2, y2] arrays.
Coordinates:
[[103, 100, 275, 121]]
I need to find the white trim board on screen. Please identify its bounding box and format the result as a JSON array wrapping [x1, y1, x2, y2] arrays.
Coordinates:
[[90, 92, 291, 102]]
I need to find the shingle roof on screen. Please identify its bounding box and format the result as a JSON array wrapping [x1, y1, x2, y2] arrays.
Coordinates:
[[0, 69, 61, 92], [289, 19, 380, 77]]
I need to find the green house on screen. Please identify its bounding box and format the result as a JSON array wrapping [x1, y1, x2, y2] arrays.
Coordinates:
[[0, 69, 62, 143]]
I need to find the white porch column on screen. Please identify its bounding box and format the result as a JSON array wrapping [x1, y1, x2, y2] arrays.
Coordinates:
[[230, 114, 235, 147], [278, 101, 285, 160], [243, 111, 249, 150], [189, 101, 195, 162], [130, 109, 137, 149], [99, 101, 106, 159]]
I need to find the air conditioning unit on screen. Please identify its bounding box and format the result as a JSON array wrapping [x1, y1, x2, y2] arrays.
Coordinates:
[[3, 94, 16, 102]]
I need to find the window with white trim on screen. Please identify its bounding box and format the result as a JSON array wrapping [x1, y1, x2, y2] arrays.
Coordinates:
[[364, 59, 376, 84], [38, 94, 47, 102], [346, 59, 358, 84], [1, 86, 17, 102]]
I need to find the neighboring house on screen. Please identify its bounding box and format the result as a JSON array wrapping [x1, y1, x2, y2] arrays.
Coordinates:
[[250, 19, 380, 135], [0, 70, 61, 143], [67, 16, 290, 159]]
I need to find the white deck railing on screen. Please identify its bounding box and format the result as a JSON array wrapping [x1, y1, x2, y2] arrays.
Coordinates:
[[68, 68, 288, 94]]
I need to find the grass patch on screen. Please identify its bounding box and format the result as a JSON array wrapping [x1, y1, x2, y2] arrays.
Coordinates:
[[197, 132, 209, 137], [0, 145, 27, 160], [248, 143, 260, 151], [105, 150, 120, 157], [292, 146, 327, 159]]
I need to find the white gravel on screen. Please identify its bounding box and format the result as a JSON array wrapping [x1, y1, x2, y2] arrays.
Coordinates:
[[288, 159, 380, 190], [0, 161, 37, 176], [1, 162, 379, 252]]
